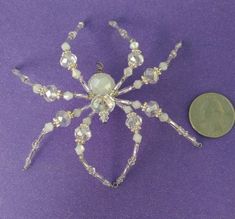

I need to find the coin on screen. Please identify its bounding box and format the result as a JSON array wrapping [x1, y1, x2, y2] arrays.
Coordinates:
[[189, 93, 234, 138]]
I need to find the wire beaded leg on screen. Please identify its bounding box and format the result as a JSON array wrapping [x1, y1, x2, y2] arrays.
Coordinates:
[[116, 99, 202, 148], [75, 108, 142, 188], [23, 105, 91, 170]]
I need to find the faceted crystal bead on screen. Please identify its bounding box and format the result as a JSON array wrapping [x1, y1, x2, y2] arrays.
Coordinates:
[[60, 51, 77, 69], [88, 73, 115, 95], [125, 112, 142, 131], [144, 101, 159, 117], [91, 95, 115, 114], [56, 111, 71, 127], [128, 51, 144, 68], [75, 124, 91, 142], [143, 68, 159, 84], [44, 85, 59, 102], [75, 144, 85, 155]]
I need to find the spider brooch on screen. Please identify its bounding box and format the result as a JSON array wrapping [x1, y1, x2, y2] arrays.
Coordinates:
[[12, 20, 202, 188]]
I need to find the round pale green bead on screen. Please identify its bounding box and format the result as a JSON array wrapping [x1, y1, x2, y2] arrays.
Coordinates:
[[189, 93, 234, 138]]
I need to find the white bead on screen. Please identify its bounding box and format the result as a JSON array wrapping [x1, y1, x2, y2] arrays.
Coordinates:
[[63, 91, 73, 101], [159, 113, 169, 122], [88, 73, 115, 95], [75, 144, 85, 155], [72, 69, 81, 79], [124, 67, 133, 77], [43, 122, 54, 133], [133, 133, 142, 143], [61, 42, 71, 51], [73, 108, 82, 117], [132, 101, 142, 109], [123, 106, 133, 114], [128, 52, 144, 68], [32, 84, 42, 94], [130, 41, 139, 50], [133, 80, 143, 89], [83, 117, 91, 125], [159, 62, 168, 71]]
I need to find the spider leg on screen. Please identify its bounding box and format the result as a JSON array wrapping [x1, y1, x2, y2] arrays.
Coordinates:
[[108, 20, 144, 93], [115, 98, 202, 148], [117, 41, 182, 96], [60, 21, 91, 93], [12, 68, 89, 102], [76, 102, 142, 188], [23, 104, 91, 170]]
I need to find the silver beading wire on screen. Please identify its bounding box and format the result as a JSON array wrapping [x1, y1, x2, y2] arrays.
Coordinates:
[[13, 20, 202, 188]]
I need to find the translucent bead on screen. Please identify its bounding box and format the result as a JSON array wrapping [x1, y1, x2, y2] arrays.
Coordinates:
[[133, 80, 143, 89], [159, 62, 168, 71], [75, 124, 91, 142], [125, 112, 142, 131], [56, 111, 71, 127], [75, 144, 85, 155], [133, 133, 142, 143], [83, 117, 91, 125], [72, 69, 81, 79], [143, 68, 159, 84], [32, 84, 43, 94], [159, 113, 169, 122], [61, 42, 71, 51], [73, 108, 82, 117], [43, 122, 54, 133], [128, 52, 144, 68], [123, 106, 133, 114], [44, 85, 59, 102], [124, 67, 133, 77], [130, 41, 139, 50], [60, 51, 77, 69], [144, 101, 159, 117], [63, 91, 73, 101], [88, 73, 115, 95], [132, 100, 142, 109]]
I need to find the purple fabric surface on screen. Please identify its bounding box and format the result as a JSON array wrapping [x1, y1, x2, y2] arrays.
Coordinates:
[[0, 1, 234, 218]]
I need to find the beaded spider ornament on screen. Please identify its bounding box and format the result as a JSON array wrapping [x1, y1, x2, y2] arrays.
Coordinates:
[[12, 21, 202, 188]]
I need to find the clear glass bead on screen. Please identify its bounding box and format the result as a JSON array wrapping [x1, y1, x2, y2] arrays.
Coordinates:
[[144, 101, 159, 117], [56, 111, 71, 127], [125, 112, 142, 131], [159, 113, 169, 122], [75, 144, 85, 155], [143, 68, 159, 84], [128, 51, 144, 68], [44, 85, 59, 102], [60, 51, 77, 69], [75, 124, 91, 142], [91, 95, 115, 114]]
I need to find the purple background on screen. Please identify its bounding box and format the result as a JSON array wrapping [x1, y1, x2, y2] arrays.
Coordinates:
[[0, 1, 234, 218]]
